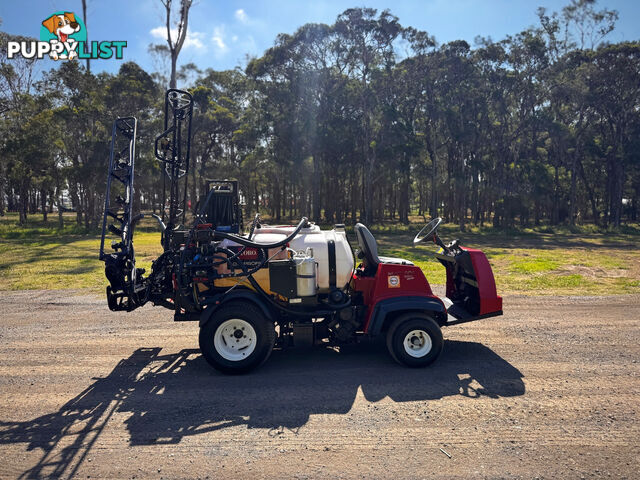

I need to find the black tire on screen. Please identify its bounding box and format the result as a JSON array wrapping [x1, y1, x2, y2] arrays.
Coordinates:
[[199, 302, 276, 374], [386, 313, 443, 367]]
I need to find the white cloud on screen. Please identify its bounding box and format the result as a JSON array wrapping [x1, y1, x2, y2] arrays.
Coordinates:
[[150, 26, 206, 50], [211, 26, 228, 55], [235, 9, 248, 24]]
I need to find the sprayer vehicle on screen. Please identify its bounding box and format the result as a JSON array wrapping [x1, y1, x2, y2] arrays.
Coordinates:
[[100, 89, 503, 374]]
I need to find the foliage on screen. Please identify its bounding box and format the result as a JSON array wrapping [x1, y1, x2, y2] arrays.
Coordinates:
[[0, 2, 639, 232]]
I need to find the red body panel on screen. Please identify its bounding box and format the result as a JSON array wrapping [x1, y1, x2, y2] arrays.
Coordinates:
[[352, 263, 443, 333], [448, 247, 502, 315]]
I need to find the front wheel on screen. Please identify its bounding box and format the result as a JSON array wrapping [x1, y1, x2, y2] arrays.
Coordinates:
[[199, 302, 275, 374], [386, 314, 443, 367]]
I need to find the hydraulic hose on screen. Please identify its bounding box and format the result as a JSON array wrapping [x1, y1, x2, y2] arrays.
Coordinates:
[[213, 217, 309, 249], [130, 213, 166, 236], [245, 275, 341, 317]]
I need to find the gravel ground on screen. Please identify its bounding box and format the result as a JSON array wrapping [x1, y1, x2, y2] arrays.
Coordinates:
[[0, 290, 638, 479]]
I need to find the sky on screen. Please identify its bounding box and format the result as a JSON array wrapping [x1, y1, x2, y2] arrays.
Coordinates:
[[1, 0, 639, 77]]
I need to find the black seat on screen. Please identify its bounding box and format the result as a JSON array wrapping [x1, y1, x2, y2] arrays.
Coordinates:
[[355, 223, 379, 274], [354, 223, 413, 275]]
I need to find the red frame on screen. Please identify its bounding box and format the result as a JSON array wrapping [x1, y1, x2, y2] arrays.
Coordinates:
[[352, 263, 444, 333], [352, 247, 502, 333], [449, 247, 502, 315]]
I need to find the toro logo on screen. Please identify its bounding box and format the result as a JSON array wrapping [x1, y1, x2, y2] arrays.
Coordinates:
[[239, 248, 259, 260], [6, 11, 126, 61]]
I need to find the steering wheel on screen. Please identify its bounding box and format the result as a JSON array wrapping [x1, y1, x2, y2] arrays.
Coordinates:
[[413, 217, 443, 245]]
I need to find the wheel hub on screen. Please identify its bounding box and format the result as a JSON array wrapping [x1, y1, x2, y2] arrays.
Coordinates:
[[213, 319, 257, 361], [403, 329, 433, 358]]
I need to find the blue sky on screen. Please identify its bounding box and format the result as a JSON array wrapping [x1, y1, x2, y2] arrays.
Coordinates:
[[1, 0, 638, 77]]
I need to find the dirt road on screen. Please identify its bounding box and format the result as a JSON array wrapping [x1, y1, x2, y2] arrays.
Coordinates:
[[0, 291, 638, 479]]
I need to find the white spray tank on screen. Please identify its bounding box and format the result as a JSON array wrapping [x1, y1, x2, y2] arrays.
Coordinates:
[[252, 224, 354, 292]]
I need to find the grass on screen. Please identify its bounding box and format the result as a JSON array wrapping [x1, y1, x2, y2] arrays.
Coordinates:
[[0, 212, 639, 296], [0, 213, 162, 292], [374, 226, 640, 296]]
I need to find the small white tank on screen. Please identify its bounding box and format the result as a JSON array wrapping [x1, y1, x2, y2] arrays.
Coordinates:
[[293, 249, 317, 296]]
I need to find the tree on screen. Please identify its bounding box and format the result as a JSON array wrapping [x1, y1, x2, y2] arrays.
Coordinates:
[[587, 43, 640, 227], [0, 29, 40, 216], [334, 8, 401, 224], [1, 4, 639, 230], [159, 0, 193, 89]]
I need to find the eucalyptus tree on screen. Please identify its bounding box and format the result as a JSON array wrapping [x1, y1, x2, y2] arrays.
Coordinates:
[[538, 0, 620, 224], [1, 94, 59, 223], [0, 30, 41, 216], [586, 43, 640, 227], [158, 0, 193, 89], [403, 28, 440, 218], [333, 8, 402, 224]]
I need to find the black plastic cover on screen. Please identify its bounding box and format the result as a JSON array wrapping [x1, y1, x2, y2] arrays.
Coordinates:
[[269, 260, 297, 298]]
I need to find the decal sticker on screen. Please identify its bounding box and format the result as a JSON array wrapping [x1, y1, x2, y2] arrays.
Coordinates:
[[388, 275, 400, 288], [238, 247, 259, 260]]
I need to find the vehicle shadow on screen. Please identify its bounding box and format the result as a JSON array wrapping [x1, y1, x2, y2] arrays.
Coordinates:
[[0, 340, 524, 478]]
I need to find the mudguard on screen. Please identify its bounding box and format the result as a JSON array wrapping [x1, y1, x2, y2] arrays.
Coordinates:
[[366, 296, 447, 336], [199, 289, 275, 327]]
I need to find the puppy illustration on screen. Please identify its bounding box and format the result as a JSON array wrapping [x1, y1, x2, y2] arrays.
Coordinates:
[[41, 12, 80, 60]]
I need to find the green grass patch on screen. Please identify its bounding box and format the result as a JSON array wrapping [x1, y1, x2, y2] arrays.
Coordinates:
[[0, 213, 162, 292], [509, 257, 560, 274], [1, 212, 639, 295], [374, 224, 640, 296], [525, 273, 590, 290]]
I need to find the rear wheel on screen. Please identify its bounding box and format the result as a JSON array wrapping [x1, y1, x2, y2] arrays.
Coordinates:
[[199, 303, 275, 374], [386, 313, 443, 367]]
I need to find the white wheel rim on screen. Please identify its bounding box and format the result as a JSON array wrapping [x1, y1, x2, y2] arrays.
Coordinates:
[[213, 319, 257, 362], [403, 329, 432, 358]]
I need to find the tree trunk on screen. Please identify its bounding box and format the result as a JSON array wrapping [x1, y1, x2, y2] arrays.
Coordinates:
[[55, 187, 64, 229], [425, 129, 438, 219], [164, 0, 192, 90], [568, 114, 584, 225], [610, 158, 624, 228], [19, 184, 28, 224], [82, 0, 90, 72], [551, 164, 560, 225], [568, 164, 578, 226], [41, 187, 47, 222], [254, 183, 259, 215], [350, 169, 357, 222], [0, 168, 5, 216], [399, 153, 410, 224], [170, 54, 178, 89], [363, 162, 374, 224], [312, 154, 321, 221]]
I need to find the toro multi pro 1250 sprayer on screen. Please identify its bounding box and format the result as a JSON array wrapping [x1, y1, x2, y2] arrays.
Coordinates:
[[100, 89, 503, 374]]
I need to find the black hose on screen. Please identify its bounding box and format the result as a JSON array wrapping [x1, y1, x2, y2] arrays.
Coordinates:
[[213, 217, 308, 249], [319, 296, 352, 310], [246, 275, 349, 317]]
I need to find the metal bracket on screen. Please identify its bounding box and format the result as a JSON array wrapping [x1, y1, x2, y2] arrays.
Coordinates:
[[155, 89, 193, 250]]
